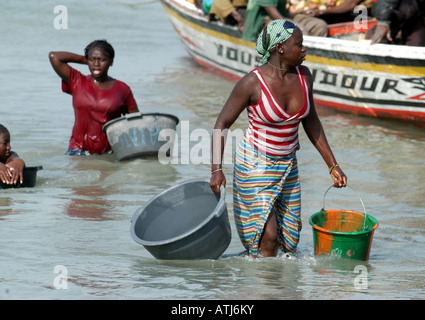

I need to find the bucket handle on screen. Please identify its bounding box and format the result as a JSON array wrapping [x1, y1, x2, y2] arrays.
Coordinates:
[[220, 184, 226, 201], [321, 185, 368, 230]]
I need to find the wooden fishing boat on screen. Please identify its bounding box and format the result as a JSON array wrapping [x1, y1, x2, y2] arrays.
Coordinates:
[[160, 0, 425, 125]]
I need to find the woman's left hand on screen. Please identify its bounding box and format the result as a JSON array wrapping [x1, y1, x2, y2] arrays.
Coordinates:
[[330, 166, 347, 188]]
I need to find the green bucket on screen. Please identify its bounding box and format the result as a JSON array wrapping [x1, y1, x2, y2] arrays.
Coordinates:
[[309, 186, 379, 261]]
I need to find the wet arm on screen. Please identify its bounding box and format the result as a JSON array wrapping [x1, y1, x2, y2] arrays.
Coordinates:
[[302, 108, 347, 187], [49, 51, 87, 83], [301, 69, 347, 187], [302, 106, 337, 168], [210, 74, 258, 194]]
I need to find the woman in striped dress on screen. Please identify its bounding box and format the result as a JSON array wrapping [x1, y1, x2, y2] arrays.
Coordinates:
[[210, 20, 347, 258]]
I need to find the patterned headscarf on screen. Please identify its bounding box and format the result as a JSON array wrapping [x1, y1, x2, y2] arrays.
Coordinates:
[[256, 19, 297, 64]]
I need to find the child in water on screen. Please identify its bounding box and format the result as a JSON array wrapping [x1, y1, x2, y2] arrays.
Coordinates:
[[0, 124, 25, 185]]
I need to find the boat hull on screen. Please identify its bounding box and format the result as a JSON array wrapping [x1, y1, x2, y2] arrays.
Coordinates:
[[161, 0, 425, 125]]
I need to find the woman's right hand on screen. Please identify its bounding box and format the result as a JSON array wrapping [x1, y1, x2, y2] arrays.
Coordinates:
[[0, 163, 12, 184], [210, 170, 226, 197]]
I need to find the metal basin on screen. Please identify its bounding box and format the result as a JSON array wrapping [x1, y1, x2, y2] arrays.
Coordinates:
[[103, 112, 179, 161]]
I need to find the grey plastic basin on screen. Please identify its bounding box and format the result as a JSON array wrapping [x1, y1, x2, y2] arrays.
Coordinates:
[[130, 179, 231, 260], [102, 112, 179, 161]]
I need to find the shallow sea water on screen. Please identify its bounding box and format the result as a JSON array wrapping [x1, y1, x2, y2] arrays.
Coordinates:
[[0, 0, 424, 300]]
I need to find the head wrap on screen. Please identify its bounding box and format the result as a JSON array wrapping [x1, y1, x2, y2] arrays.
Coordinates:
[[256, 19, 297, 64]]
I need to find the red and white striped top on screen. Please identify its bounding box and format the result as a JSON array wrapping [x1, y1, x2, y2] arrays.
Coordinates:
[[246, 66, 311, 157]]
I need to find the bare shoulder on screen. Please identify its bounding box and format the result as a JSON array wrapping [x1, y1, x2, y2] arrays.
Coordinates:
[[238, 71, 259, 87], [236, 71, 261, 104]]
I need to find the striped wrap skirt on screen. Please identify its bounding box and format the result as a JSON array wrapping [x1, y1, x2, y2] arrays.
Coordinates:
[[233, 137, 302, 258]]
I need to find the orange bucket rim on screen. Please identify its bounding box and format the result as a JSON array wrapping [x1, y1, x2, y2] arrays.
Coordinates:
[[309, 209, 379, 236]]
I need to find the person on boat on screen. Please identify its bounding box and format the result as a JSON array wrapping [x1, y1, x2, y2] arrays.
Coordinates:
[[208, 0, 248, 33], [370, 0, 425, 46], [0, 124, 25, 185], [303, 0, 374, 25], [241, 0, 328, 42], [210, 20, 347, 258], [49, 40, 139, 156]]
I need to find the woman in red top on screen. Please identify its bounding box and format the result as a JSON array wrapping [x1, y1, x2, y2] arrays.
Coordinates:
[[49, 40, 139, 155]]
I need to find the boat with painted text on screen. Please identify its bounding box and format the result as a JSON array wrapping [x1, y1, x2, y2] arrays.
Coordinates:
[[160, 0, 425, 125]]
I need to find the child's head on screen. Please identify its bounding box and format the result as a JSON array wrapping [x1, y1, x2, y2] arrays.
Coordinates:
[[0, 124, 11, 161]]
